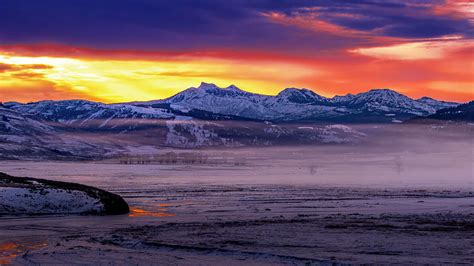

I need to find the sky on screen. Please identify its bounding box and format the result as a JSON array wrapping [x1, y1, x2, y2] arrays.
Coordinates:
[[0, 0, 472, 103]]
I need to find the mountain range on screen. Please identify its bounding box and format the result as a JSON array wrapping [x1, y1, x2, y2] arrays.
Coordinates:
[[0, 83, 469, 159], [5, 82, 459, 125]]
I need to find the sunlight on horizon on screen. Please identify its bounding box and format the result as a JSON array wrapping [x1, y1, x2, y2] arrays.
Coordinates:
[[0, 53, 315, 103]]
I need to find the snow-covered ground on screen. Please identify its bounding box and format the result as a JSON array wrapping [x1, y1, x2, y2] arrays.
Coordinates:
[[0, 187, 103, 215], [0, 141, 472, 264], [0, 172, 129, 218]]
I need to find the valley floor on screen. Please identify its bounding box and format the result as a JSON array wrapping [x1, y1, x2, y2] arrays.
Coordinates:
[[0, 145, 472, 265]]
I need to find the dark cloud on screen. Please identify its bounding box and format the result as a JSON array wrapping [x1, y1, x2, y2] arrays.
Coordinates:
[[0, 0, 471, 53], [315, 1, 473, 39], [10, 71, 47, 80], [0, 62, 52, 82], [0, 63, 52, 73], [0, 63, 14, 72]]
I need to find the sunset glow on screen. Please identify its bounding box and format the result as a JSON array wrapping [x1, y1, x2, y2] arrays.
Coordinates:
[[0, 50, 318, 103], [1, 0, 472, 103], [1, 42, 472, 103]]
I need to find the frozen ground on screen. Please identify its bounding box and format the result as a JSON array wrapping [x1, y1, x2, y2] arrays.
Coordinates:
[[0, 145, 473, 264]]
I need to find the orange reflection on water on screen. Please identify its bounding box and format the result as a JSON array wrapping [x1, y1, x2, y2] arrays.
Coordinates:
[[0, 243, 18, 265], [129, 203, 176, 218], [0, 241, 47, 265]]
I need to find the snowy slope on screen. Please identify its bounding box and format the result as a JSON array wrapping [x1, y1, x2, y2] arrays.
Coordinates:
[[0, 106, 56, 155], [0, 106, 107, 159], [0, 105, 55, 136], [165, 117, 234, 148], [5, 100, 174, 128]]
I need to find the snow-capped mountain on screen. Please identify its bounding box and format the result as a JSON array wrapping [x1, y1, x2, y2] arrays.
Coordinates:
[[141, 83, 459, 122], [5, 83, 462, 127], [6, 83, 460, 125], [143, 83, 347, 121], [336, 89, 438, 116], [157, 82, 278, 120]]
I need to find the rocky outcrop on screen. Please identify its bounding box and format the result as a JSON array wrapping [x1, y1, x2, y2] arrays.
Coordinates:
[[0, 172, 129, 215]]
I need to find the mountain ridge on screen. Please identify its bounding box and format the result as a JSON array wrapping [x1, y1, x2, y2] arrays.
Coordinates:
[[139, 83, 460, 122], [4, 82, 463, 125]]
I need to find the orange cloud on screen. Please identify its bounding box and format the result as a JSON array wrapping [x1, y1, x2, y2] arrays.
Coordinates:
[[0, 43, 472, 103], [350, 37, 472, 60], [261, 11, 370, 38], [0, 80, 104, 103]]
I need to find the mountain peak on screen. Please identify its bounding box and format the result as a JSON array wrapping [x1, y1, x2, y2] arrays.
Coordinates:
[[279, 87, 310, 95], [418, 96, 435, 101], [366, 88, 404, 95], [196, 82, 247, 93], [197, 82, 220, 90], [354, 88, 412, 102], [226, 84, 239, 90], [277, 88, 327, 104], [416, 96, 456, 105]]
